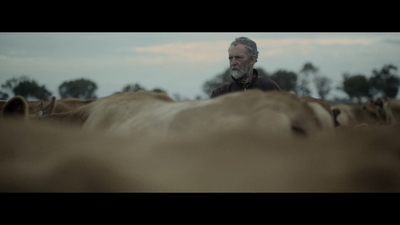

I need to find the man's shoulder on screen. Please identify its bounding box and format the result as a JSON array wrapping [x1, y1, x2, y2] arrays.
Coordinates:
[[257, 76, 275, 82], [256, 77, 281, 90], [216, 80, 235, 89], [211, 81, 236, 98]]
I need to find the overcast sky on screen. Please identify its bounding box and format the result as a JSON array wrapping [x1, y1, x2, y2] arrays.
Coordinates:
[[1, 32, 399, 100]]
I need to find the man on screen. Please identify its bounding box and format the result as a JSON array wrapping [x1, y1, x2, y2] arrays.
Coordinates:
[[211, 37, 281, 98]]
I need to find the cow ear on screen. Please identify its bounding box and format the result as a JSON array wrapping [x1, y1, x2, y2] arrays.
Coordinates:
[[250, 55, 257, 65], [375, 97, 383, 108], [332, 108, 341, 117], [30, 100, 44, 115], [43, 96, 57, 115]]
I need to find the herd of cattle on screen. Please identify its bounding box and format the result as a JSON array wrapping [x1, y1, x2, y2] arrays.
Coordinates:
[[1, 90, 400, 192]]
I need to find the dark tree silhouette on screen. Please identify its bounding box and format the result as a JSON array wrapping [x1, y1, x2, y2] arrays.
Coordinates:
[[58, 78, 98, 99], [297, 62, 319, 96], [340, 73, 371, 104], [368, 64, 400, 98], [268, 70, 297, 93], [314, 76, 332, 101], [122, 83, 146, 92], [151, 88, 167, 93], [122, 83, 167, 94], [0, 91, 9, 100], [1, 76, 52, 100]]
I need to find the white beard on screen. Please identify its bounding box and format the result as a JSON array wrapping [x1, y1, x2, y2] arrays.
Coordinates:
[[231, 70, 244, 80], [231, 66, 250, 80], [231, 64, 250, 80]]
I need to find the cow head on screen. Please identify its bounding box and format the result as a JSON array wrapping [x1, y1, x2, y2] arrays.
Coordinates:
[[41, 96, 57, 115], [331, 108, 341, 127], [362, 99, 385, 125], [1, 96, 29, 120]]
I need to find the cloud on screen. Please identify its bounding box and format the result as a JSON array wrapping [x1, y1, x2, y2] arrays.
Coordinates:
[[257, 37, 372, 47], [383, 39, 400, 45], [131, 37, 374, 64], [256, 37, 373, 57], [133, 41, 229, 64]]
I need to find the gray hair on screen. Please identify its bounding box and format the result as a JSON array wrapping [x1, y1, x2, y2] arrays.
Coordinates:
[[230, 37, 259, 62]]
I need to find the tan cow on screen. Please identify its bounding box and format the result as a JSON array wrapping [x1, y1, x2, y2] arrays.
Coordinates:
[[27, 97, 94, 115], [33, 90, 335, 138], [26, 98, 57, 117], [1, 116, 400, 192], [0, 96, 57, 119], [331, 100, 385, 127], [52, 98, 96, 114], [375, 97, 400, 125], [299, 96, 340, 127], [0, 96, 30, 120], [0, 100, 6, 109]]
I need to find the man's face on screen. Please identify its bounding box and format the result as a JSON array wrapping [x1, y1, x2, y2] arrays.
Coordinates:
[[228, 44, 254, 80]]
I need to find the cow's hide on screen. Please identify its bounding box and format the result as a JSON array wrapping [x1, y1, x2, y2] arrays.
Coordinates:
[[52, 97, 96, 114], [299, 95, 339, 127], [331, 101, 384, 127], [34, 90, 335, 138], [0, 96, 29, 120], [0, 96, 57, 118], [376, 97, 400, 125], [1, 119, 400, 192]]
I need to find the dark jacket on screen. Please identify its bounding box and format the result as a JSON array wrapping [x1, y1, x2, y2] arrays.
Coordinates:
[[210, 69, 281, 98]]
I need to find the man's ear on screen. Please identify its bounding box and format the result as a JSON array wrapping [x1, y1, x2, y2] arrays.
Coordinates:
[[250, 56, 257, 65]]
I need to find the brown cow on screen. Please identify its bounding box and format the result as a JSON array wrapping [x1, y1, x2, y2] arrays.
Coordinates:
[[52, 98, 96, 114], [0, 96, 57, 119], [0, 96, 30, 120], [331, 100, 385, 127], [375, 97, 400, 125], [1, 115, 400, 192], [26, 97, 94, 115], [0, 100, 6, 109], [33, 90, 335, 138], [299, 96, 340, 127], [26, 97, 58, 117]]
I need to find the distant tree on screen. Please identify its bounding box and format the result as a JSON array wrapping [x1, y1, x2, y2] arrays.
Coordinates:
[[1, 76, 52, 100], [313, 76, 332, 101], [1, 77, 20, 93], [122, 83, 146, 92], [301, 62, 319, 74], [58, 78, 97, 99], [151, 88, 167, 93], [0, 91, 9, 100], [255, 68, 270, 78], [122, 83, 167, 94], [296, 62, 319, 96], [368, 64, 400, 98], [173, 93, 191, 101], [296, 78, 310, 96], [268, 70, 297, 93], [340, 73, 371, 104], [202, 68, 231, 96]]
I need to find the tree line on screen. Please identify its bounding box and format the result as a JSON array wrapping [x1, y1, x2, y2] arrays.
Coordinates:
[[0, 77, 170, 101], [204, 63, 399, 104], [1, 62, 399, 103]]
